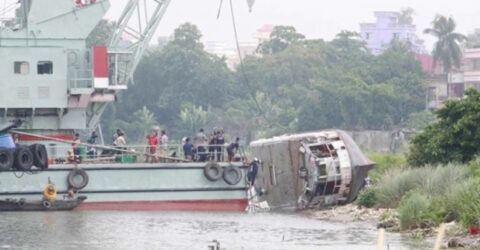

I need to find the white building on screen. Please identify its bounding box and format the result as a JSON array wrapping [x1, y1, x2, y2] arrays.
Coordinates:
[[360, 11, 426, 55]]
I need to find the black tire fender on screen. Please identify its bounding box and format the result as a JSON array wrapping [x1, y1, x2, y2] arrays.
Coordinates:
[[42, 200, 52, 208], [223, 165, 242, 185], [29, 144, 48, 169], [0, 147, 14, 171], [204, 161, 223, 181], [67, 168, 89, 190], [17, 198, 26, 208], [14, 146, 34, 171]]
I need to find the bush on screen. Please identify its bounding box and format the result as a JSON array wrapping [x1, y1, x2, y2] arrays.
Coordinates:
[[356, 187, 376, 208], [367, 153, 406, 183], [442, 178, 480, 227], [375, 167, 424, 208], [397, 191, 434, 230]]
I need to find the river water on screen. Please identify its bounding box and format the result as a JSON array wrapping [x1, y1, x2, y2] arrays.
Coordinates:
[[0, 211, 431, 249]]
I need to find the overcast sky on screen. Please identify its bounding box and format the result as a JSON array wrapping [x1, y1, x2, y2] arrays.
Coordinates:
[[105, 0, 480, 51]]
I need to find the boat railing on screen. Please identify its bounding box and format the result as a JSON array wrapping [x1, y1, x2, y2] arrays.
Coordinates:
[[45, 143, 247, 164], [69, 69, 94, 89]]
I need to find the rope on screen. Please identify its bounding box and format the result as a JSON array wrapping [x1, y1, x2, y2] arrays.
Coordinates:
[[228, 0, 264, 117]]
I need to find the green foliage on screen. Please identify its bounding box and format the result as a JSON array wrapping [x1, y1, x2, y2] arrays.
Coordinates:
[[373, 164, 474, 229], [404, 111, 436, 130], [407, 89, 480, 166], [375, 167, 425, 208], [107, 24, 427, 140], [366, 153, 406, 183], [86, 19, 115, 47], [256, 25, 305, 54], [466, 30, 480, 48], [356, 187, 377, 208], [424, 15, 467, 73], [397, 191, 434, 230], [112, 23, 233, 138], [178, 102, 208, 136], [441, 178, 480, 227]]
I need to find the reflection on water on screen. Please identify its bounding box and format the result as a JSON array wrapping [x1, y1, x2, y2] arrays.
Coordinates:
[[0, 211, 430, 250]]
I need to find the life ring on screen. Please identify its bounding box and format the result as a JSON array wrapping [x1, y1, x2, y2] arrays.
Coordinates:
[[43, 184, 57, 201], [29, 144, 48, 169], [42, 200, 52, 208], [223, 165, 242, 185], [0, 147, 14, 171], [204, 161, 223, 181], [14, 146, 34, 171], [17, 198, 26, 208], [67, 168, 89, 190]]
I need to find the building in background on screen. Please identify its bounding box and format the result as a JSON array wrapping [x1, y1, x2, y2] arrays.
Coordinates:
[[360, 11, 426, 55], [204, 24, 272, 70]]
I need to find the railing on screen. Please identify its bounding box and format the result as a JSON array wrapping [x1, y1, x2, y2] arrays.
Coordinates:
[[69, 70, 94, 89], [45, 143, 247, 164]]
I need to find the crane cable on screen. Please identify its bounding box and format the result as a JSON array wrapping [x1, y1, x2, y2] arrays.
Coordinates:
[[226, 0, 264, 117]]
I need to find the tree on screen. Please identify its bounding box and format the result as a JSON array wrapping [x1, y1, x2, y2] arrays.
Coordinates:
[[398, 7, 414, 25], [178, 102, 208, 135], [86, 19, 116, 47], [113, 23, 233, 138], [407, 89, 480, 166], [466, 30, 480, 48], [424, 15, 467, 74], [256, 26, 305, 54]]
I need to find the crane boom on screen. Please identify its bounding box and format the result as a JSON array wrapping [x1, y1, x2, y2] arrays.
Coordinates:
[[109, 0, 171, 85]]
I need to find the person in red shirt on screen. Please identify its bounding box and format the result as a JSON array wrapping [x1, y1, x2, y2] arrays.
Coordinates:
[[145, 131, 158, 163]]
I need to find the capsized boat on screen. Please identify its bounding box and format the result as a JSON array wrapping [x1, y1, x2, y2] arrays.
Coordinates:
[[249, 130, 375, 211]]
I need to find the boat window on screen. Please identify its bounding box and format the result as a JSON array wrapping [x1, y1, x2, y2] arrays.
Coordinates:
[[37, 61, 53, 74], [310, 144, 330, 158], [14, 61, 29, 75]]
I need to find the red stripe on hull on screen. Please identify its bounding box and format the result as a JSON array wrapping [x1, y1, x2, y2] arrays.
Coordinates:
[[18, 134, 75, 141], [75, 199, 248, 211]]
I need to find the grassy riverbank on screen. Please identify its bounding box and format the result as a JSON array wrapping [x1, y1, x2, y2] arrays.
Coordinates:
[[353, 153, 480, 248]]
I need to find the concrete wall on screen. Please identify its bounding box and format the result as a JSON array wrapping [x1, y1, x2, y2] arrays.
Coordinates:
[[346, 130, 415, 153]]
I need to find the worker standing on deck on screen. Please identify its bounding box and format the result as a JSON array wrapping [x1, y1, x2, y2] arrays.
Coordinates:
[[159, 130, 168, 159], [215, 129, 225, 162], [226, 137, 240, 162], [87, 131, 98, 157], [73, 133, 81, 162], [114, 132, 126, 150], [145, 131, 158, 163], [193, 128, 207, 161], [247, 158, 260, 186], [183, 137, 194, 160]]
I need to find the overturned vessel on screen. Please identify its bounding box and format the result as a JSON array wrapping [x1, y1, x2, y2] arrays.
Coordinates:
[[250, 130, 375, 211]]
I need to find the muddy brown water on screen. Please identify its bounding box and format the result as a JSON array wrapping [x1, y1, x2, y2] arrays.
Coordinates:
[[0, 211, 431, 249]]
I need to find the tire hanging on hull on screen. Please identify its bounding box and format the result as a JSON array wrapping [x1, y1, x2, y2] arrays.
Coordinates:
[[14, 146, 34, 171], [0, 147, 14, 171], [67, 168, 89, 190], [204, 161, 223, 181], [29, 144, 48, 169], [223, 165, 242, 185]]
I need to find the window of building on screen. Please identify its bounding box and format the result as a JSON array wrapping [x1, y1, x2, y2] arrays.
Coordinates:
[[14, 61, 29, 75], [37, 61, 53, 74], [365, 33, 371, 40], [393, 33, 399, 39]]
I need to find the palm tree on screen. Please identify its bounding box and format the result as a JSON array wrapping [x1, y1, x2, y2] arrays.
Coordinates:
[[424, 15, 467, 74]]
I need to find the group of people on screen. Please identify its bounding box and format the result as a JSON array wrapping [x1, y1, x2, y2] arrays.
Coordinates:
[[182, 128, 241, 162]]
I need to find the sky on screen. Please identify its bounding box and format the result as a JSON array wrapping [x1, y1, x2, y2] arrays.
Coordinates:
[[104, 0, 480, 51], [2, 0, 479, 51]]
